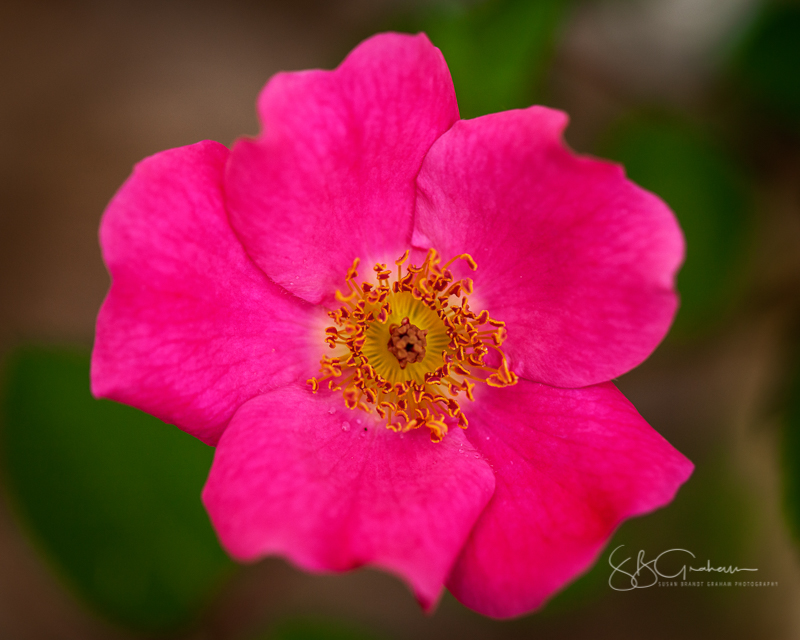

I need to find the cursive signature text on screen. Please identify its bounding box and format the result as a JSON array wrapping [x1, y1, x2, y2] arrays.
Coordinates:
[[608, 545, 758, 591]]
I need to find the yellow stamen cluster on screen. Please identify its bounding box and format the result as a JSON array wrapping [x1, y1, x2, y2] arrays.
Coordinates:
[[308, 249, 518, 442]]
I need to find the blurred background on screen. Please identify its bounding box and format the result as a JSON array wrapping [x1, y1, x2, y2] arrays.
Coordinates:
[[2, 0, 800, 638]]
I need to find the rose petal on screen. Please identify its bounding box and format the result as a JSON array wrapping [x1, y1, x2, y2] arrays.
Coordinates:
[[447, 380, 693, 618], [413, 107, 684, 387], [225, 32, 459, 304], [202, 385, 495, 609], [92, 141, 319, 446]]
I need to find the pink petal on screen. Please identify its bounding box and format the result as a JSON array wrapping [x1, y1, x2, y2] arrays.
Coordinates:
[[202, 385, 496, 609], [413, 107, 684, 387], [447, 380, 693, 618], [225, 32, 459, 304], [92, 141, 320, 446]]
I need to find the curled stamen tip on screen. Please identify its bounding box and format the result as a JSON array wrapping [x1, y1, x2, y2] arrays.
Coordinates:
[[346, 257, 361, 279], [335, 289, 357, 303]]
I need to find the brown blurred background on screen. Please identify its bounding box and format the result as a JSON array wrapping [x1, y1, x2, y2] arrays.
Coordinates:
[[2, 0, 800, 638]]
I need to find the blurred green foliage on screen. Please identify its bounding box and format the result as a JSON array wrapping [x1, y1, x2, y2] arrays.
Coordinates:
[[733, 2, 800, 128], [0, 346, 233, 631], [599, 116, 753, 337], [781, 342, 800, 547], [396, 0, 569, 119], [263, 617, 384, 640]]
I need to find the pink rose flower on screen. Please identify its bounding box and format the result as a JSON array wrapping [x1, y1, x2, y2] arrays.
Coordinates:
[[91, 32, 692, 618]]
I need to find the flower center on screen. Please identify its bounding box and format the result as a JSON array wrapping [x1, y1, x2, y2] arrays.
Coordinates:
[[387, 318, 427, 368], [308, 249, 518, 442]]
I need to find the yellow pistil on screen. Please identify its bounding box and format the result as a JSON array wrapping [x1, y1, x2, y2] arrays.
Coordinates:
[[307, 248, 518, 442]]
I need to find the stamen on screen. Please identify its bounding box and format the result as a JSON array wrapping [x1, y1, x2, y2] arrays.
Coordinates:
[[307, 249, 517, 442]]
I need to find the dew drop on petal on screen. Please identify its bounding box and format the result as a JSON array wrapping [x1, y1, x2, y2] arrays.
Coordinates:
[[474, 453, 480, 458], [328, 408, 335, 415], [341, 422, 350, 432]]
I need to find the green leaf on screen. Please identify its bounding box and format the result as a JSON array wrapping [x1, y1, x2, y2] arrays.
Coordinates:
[[599, 116, 753, 337], [0, 345, 234, 631], [397, 0, 569, 119], [733, 3, 800, 128]]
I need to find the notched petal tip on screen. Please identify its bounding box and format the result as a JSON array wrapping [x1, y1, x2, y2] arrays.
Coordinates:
[[226, 31, 459, 304], [93, 140, 314, 446], [203, 387, 495, 610], [446, 381, 693, 618], [413, 106, 685, 388]]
